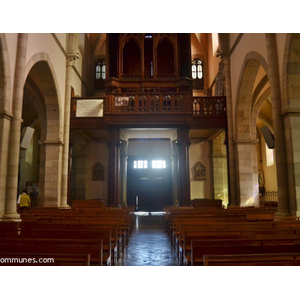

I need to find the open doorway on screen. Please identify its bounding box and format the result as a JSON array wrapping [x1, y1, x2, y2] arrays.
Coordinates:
[[127, 156, 172, 212]]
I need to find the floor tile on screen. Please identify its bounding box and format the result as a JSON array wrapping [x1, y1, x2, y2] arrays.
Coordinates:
[[118, 215, 179, 266]]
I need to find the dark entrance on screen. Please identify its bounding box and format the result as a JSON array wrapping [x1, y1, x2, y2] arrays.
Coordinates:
[[127, 156, 172, 211]]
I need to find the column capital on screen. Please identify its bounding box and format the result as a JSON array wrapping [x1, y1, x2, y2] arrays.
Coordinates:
[[66, 51, 79, 67], [0, 109, 13, 121]]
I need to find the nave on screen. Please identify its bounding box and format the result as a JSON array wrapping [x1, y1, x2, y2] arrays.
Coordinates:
[[118, 213, 179, 266]]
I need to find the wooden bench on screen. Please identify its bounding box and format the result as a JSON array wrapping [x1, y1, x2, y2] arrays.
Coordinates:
[[203, 252, 300, 266], [0, 229, 111, 266], [0, 252, 91, 266], [180, 227, 300, 266], [174, 221, 277, 257], [191, 241, 300, 266], [0, 240, 102, 265], [20, 220, 121, 264], [71, 199, 106, 209]]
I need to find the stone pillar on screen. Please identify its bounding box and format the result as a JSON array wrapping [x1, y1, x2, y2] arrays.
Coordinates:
[[0, 111, 13, 217], [177, 127, 191, 206], [212, 132, 228, 207], [3, 34, 28, 220], [40, 140, 63, 207], [235, 140, 260, 207], [172, 140, 179, 206], [120, 140, 127, 206], [60, 51, 79, 209], [223, 54, 238, 206], [265, 33, 291, 217], [107, 127, 121, 207]]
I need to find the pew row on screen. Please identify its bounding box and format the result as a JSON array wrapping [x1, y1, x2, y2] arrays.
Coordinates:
[[203, 252, 300, 266], [0, 237, 102, 265], [0, 252, 91, 266]]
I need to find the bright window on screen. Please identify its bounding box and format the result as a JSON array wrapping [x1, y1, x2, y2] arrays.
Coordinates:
[[133, 160, 148, 169], [152, 160, 166, 169], [192, 59, 203, 79], [266, 143, 274, 166], [95, 59, 106, 80]]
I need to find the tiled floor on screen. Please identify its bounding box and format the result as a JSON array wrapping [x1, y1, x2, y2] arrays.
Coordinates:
[[118, 213, 179, 266]]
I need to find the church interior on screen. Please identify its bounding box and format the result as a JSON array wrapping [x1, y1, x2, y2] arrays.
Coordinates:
[[0, 8, 299, 297]]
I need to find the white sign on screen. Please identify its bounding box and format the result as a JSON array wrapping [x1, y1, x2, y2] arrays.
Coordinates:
[[76, 99, 103, 117]]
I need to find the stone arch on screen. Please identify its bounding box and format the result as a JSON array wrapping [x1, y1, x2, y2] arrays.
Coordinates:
[[235, 51, 269, 141], [25, 53, 61, 142], [250, 87, 272, 139], [235, 51, 270, 206], [23, 53, 62, 207]]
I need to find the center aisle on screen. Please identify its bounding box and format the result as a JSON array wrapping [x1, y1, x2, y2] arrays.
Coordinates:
[[118, 213, 179, 266]]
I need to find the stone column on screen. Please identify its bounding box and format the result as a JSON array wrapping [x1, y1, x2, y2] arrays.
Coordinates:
[[235, 140, 260, 207], [265, 33, 290, 217], [0, 111, 13, 217], [3, 34, 28, 220], [212, 132, 228, 207], [107, 127, 121, 207], [223, 54, 238, 206], [40, 140, 63, 207], [177, 127, 191, 206], [60, 51, 79, 209], [119, 140, 127, 206], [172, 140, 179, 206]]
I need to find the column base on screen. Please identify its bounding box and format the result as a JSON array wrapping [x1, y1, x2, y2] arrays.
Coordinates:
[[59, 204, 71, 209], [1, 212, 21, 221]]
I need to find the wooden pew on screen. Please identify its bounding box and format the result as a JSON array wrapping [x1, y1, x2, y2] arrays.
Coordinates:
[[3, 205, 135, 266], [203, 252, 300, 266], [71, 199, 106, 209], [20, 220, 120, 265], [0, 229, 111, 266], [180, 226, 300, 266], [0, 240, 102, 265], [0, 252, 91, 266], [174, 221, 277, 260], [191, 240, 300, 266]]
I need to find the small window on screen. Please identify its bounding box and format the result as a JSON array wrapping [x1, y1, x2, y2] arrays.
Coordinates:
[[94, 59, 106, 90], [192, 59, 204, 90], [152, 160, 166, 169], [266, 143, 274, 167], [95, 59, 106, 80], [133, 160, 148, 169], [192, 59, 203, 79]]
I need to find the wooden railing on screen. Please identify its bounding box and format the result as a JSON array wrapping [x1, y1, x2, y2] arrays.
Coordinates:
[[105, 92, 192, 114], [71, 94, 227, 118], [192, 96, 226, 116]]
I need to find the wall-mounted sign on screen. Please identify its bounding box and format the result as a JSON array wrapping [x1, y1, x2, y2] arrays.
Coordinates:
[[76, 99, 103, 117]]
